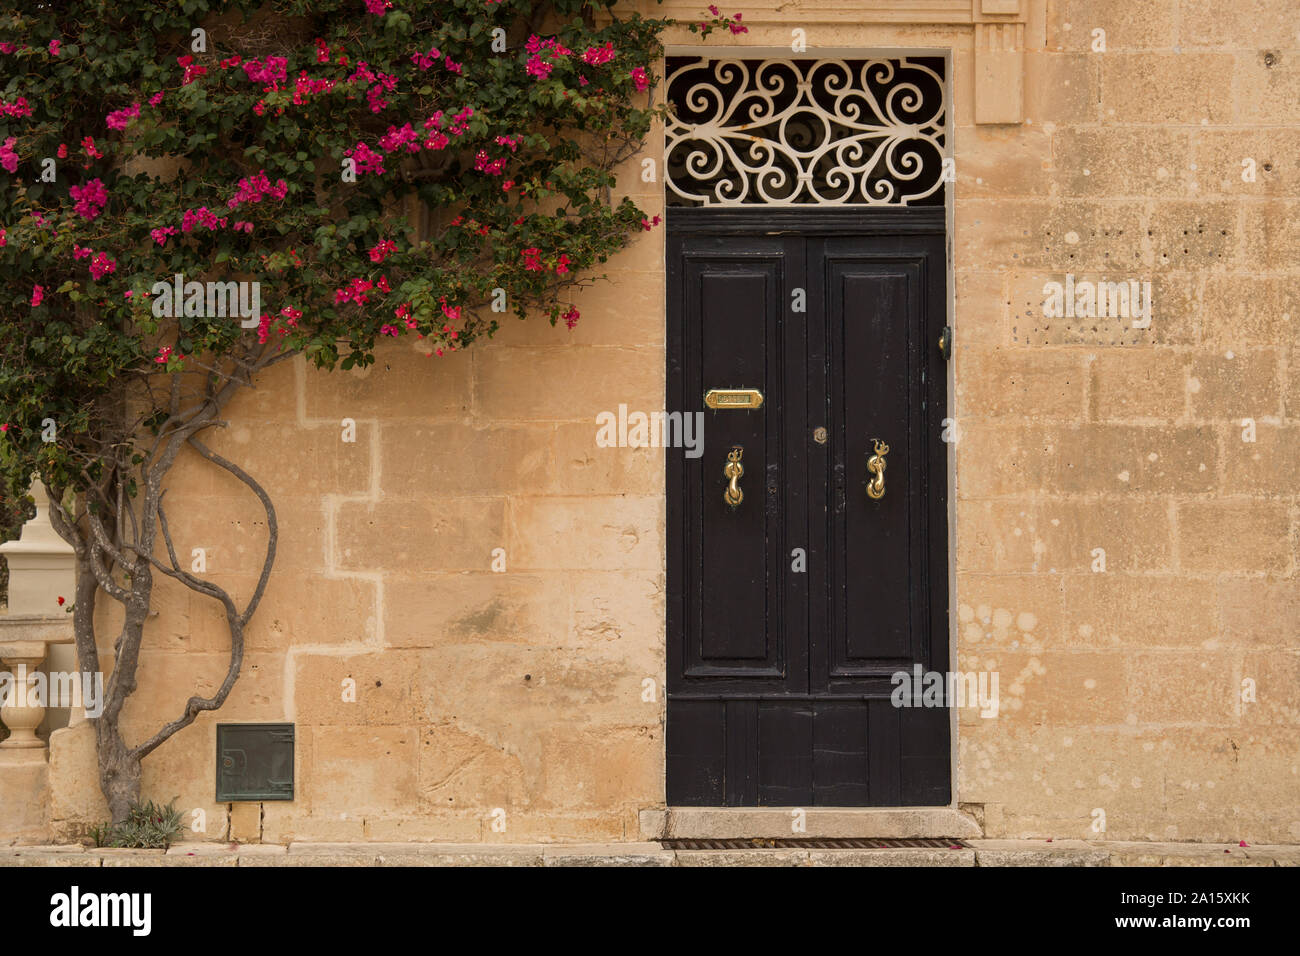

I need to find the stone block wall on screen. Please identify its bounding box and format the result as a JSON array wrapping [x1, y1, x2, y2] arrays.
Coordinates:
[[54, 0, 1300, 845]]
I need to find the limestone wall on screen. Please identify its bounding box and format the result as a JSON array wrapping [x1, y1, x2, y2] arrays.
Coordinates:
[[68, 0, 1300, 845]]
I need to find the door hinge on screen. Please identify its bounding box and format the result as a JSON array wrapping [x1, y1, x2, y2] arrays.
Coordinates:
[[938, 326, 953, 361]]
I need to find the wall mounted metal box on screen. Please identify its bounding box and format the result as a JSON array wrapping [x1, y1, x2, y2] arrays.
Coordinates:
[[216, 723, 295, 802]]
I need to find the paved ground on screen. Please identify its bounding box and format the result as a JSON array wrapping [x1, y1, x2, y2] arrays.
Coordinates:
[[1, 839, 1297, 866]]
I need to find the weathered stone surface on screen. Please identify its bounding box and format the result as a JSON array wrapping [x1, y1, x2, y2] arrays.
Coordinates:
[[0, 753, 50, 844], [542, 843, 674, 867], [655, 808, 982, 841], [971, 840, 1110, 866], [675, 849, 813, 868], [12, 0, 1300, 852]]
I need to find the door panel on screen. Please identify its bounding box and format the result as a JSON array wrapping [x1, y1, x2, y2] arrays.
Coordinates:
[[670, 236, 808, 691], [667, 210, 949, 807]]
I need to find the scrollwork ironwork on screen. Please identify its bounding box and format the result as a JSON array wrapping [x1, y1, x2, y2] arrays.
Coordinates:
[[666, 56, 947, 207]]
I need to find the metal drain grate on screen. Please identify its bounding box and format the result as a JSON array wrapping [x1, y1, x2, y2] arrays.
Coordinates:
[[663, 837, 968, 850]]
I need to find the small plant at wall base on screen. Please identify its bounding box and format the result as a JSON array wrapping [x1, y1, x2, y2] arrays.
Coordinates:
[[0, 1, 729, 821], [89, 799, 184, 849]]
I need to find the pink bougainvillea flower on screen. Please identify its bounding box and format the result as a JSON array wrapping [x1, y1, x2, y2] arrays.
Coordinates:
[[449, 106, 474, 135], [151, 226, 178, 246], [181, 206, 227, 232], [0, 137, 18, 173], [0, 227, 6, 247], [495, 135, 522, 152], [345, 141, 385, 176], [0, 423, 9, 433], [0, 43, 13, 54], [315, 38, 331, 63], [502, 179, 514, 192], [57, 595, 65, 606], [177, 55, 207, 85], [56, 143, 67, 158], [148, 91, 164, 107], [364, 0, 392, 14], [438, 297, 461, 322], [556, 253, 572, 274], [334, 277, 376, 305], [72, 244, 92, 260], [0, 96, 32, 118], [366, 85, 390, 113], [105, 102, 140, 130], [474, 150, 505, 175], [525, 36, 571, 80], [88, 252, 116, 280], [227, 170, 289, 209], [411, 46, 441, 70], [526, 55, 554, 80], [48, 39, 61, 56], [81, 136, 103, 160], [562, 306, 580, 330], [526, 35, 572, 56], [31, 284, 44, 306], [641, 215, 662, 231], [378, 123, 420, 153], [69, 178, 109, 220], [631, 67, 649, 92], [242, 56, 288, 87], [582, 42, 615, 66], [730, 13, 747, 34], [708, 3, 721, 13], [522, 247, 543, 271], [369, 238, 398, 263]]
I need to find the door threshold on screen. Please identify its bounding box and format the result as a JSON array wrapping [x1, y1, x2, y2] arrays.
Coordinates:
[[640, 807, 982, 841]]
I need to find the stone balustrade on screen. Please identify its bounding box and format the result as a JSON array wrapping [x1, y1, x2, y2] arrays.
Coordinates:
[[0, 479, 77, 842]]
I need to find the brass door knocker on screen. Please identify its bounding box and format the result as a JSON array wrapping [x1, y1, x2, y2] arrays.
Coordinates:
[[866, 439, 889, 500], [723, 446, 744, 508]]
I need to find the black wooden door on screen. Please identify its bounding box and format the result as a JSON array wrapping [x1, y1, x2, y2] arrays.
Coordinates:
[[666, 207, 950, 806]]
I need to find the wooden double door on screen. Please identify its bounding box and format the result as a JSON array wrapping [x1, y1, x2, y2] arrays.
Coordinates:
[[666, 207, 950, 806]]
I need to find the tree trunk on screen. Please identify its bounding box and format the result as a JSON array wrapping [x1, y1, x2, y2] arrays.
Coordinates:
[[97, 724, 141, 823], [71, 550, 144, 823]]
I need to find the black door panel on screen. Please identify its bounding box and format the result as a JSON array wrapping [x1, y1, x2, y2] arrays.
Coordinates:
[[667, 209, 949, 807]]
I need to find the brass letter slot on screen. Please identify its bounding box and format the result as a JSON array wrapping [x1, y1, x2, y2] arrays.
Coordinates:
[[704, 388, 764, 410]]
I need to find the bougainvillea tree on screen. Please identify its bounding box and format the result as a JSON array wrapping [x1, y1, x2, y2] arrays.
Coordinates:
[[0, 0, 744, 820]]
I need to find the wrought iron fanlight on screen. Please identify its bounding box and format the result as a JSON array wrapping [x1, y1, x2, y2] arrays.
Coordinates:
[[666, 56, 947, 207]]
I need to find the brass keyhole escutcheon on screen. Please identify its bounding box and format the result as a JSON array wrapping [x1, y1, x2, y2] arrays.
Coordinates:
[[866, 439, 889, 500], [723, 446, 744, 508], [813, 426, 828, 444]]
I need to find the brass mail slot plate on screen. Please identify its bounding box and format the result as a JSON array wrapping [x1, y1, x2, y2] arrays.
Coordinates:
[[704, 388, 764, 410]]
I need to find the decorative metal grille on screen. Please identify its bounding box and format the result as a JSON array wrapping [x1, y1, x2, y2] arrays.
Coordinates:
[[666, 56, 947, 207]]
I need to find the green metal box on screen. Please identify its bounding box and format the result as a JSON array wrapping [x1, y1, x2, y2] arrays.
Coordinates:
[[216, 723, 295, 802]]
